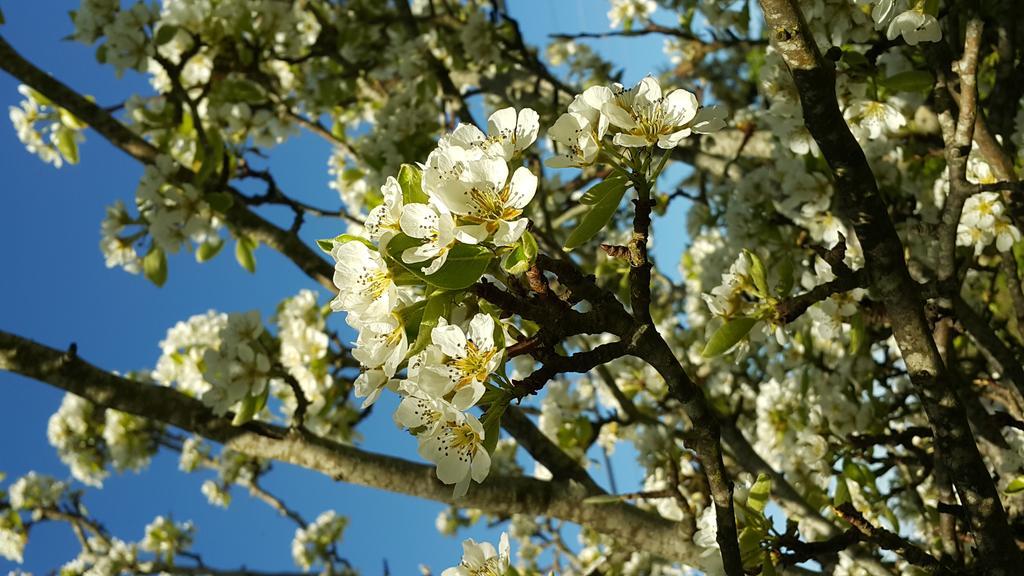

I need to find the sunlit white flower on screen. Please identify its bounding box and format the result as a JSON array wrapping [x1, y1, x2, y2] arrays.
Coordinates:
[[432, 157, 535, 246], [351, 313, 409, 378], [603, 77, 722, 149], [417, 314, 502, 410], [887, 9, 941, 46], [546, 112, 602, 168], [844, 100, 906, 139], [331, 240, 400, 318], [486, 107, 540, 160], [399, 201, 460, 274], [442, 533, 511, 576], [419, 412, 491, 498], [364, 176, 404, 244], [8, 473, 66, 511]]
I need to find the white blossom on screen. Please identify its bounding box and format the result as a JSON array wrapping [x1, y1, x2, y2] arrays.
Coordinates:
[[441, 532, 511, 576]]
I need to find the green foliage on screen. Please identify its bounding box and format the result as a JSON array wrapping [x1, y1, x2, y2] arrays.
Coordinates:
[[143, 246, 167, 287], [235, 235, 257, 273], [565, 176, 630, 251], [702, 317, 757, 357], [384, 234, 493, 290]]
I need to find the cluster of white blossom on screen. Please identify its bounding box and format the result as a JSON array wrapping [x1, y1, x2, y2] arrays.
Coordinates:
[[140, 516, 194, 562], [59, 536, 137, 576], [329, 106, 546, 497], [47, 395, 106, 487], [607, 0, 656, 29], [153, 311, 228, 397], [46, 393, 160, 487], [136, 155, 223, 255], [200, 311, 275, 418], [273, 290, 333, 425], [8, 85, 85, 168], [291, 510, 347, 572], [547, 76, 724, 168], [956, 192, 1021, 255], [7, 472, 66, 512], [0, 507, 25, 563]]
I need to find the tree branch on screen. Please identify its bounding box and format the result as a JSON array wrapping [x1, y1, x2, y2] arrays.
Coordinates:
[[0, 329, 712, 566]]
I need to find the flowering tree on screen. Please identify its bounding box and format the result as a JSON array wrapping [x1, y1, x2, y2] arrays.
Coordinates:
[[3, 0, 1024, 574]]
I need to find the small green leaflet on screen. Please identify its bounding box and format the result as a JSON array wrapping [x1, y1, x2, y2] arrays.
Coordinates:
[[384, 233, 492, 290], [565, 176, 631, 251], [879, 70, 934, 93], [397, 163, 429, 204], [746, 473, 771, 514], [407, 291, 455, 357], [235, 235, 257, 273], [196, 239, 224, 263], [745, 250, 769, 297], [1006, 476, 1024, 494], [153, 24, 179, 46], [144, 246, 167, 287], [481, 398, 509, 454], [701, 317, 757, 357], [315, 233, 375, 254], [501, 230, 538, 274], [55, 127, 79, 165]]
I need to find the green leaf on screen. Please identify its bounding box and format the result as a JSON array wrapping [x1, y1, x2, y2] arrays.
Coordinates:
[[408, 291, 455, 356], [747, 473, 772, 514], [565, 177, 630, 251], [481, 398, 508, 454], [774, 255, 794, 296], [848, 311, 865, 354], [398, 163, 428, 204], [761, 551, 777, 576], [746, 250, 769, 297], [580, 175, 629, 205], [196, 239, 224, 263], [222, 78, 265, 103], [738, 526, 765, 570], [235, 236, 257, 273], [1006, 476, 1024, 494], [153, 24, 179, 46], [196, 130, 225, 185], [834, 476, 852, 507], [143, 246, 167, 287], [232, 387, 269, 426], [701, 317, 757, 357], [501, 231, 538, 275], [879, 70, 934, 93], [56, 127, 79, 165], [206, 191, 233, 214], [316, 233, 374, 254], [384, 234, 493, 290]]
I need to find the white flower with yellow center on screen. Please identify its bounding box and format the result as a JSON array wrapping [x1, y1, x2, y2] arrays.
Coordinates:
[[844, 99, 906, 139], [353, 369, 396, 409], [485, 107, 539, 160], [602, 76, 723, 149], [546, 112, 602, 168], [350, 313, 409, 378], [432, 157, 536, 246], [399, 200, 462, 274], [331, 240, 400, 319], [886, 9, 941, 46], [393, 378, 456, 436], [419, 411, 491, 498], [418, 314, 502, 410], [441, 533, 511, 576]]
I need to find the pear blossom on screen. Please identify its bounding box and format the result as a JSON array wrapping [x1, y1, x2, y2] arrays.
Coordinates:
[[602, 77, 723, 149], [486, 107, 540, 160], [431, 157, 535, 246], [399, 201, 460, 274], [957, 192, 1020, 255], [442, 533, 511, 576], [887, 9, 941, 46], [419, 412, 491, 498], [702, 251, 757, 319], [844, 100, 906, 139], [350, 314, 409, 378], [353, 369, 393, 409], [8, 473, 66, 511], [393, 379, 458, 436], [417, 315, 502, 410], [364, 176, 404, 244], [291, 510, 347, 572], [546, 112, 602, 168], [331, 240, 401, 318], [201, 311, 273, 416], [607, 0, 656, 29]]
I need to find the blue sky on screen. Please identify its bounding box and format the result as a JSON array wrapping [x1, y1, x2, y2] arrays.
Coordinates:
[[0, 1, 689, 573]]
